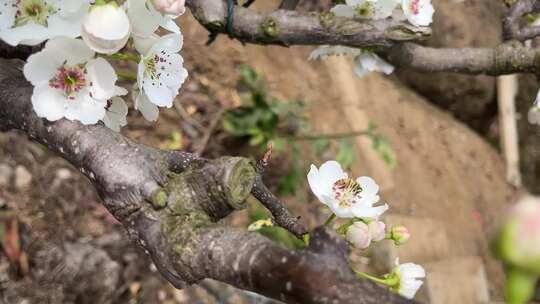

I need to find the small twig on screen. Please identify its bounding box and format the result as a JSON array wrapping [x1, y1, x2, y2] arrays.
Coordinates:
[[173, 100, 205, 132], [251, 144, 307, 238]]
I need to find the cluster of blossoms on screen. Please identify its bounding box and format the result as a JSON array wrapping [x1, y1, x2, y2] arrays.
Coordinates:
[[308, 160, 425, 299], [309, 0, 434, 78], [0, 0, 187, 130]]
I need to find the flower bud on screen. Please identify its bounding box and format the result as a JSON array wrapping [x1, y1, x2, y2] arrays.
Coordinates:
[[368, 220, 386, 242], [495, 196, 540, 274], [152, 0, 186, 16], [390, 225, 410, 245], [81, 2, 131, 54], [346, 221, 371, 249]]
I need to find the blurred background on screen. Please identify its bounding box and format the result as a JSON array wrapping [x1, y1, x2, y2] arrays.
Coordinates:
[[0, 0, 537, 303]]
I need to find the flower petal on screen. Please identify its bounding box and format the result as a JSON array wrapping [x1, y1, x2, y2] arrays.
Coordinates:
[[31, 85, 66, 121], [86, 57, 118, 100]]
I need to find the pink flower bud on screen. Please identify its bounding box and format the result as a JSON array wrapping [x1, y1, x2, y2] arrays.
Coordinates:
[[346, 221, 371, 249], [152, 0, 186, 16], [390, 225, 410, 245], [368, 220, 386, 242]]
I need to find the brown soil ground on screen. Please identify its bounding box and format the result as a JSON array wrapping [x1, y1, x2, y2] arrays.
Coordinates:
[[0, 2, 521, 303]]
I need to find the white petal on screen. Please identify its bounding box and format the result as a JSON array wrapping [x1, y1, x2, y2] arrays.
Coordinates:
[[47, 37, 95, 65], [0, 1, 16, 30], [399, 279, 423, 299], [135, 91, 159, 121], [357, 176, 380, 196], [150, 32, 183, 54], [64, 92, 107, 124], [351, 203, 389, 219], [318, 160, 348, 185], [142, 77, 174, 107], [103, 97, 128, 131], [133, 33, 159, 55], [399, 263, 426, 279], [328, 201, 356, 218], [160, 17, 180, 33], [127, 0, 160, 37], [31, 85, 67, 121], [23, 49, 64, 86], [330, 4, 355, 18], [0, 21, 49, 46], [84, 4, 130, 40], [86, 57, 118, 100], [402, 0, 434, 27]]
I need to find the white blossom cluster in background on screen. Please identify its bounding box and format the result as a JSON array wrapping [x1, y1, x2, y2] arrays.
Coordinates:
[[308, 160, 425, 299], [0, 0, 187, 131], [309, 0, 434, 78]]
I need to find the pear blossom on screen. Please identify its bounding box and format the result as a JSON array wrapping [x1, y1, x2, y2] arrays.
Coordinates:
[[331, 0, 399, 20], [388, 259, 426, 299], [152, 0, 185, 16], [102, 97, 128, 131], [0, 0, 88, 46], [346, 221, 371, 249], [307, 160, 389, 219], [127, 0, 180, 39], [389, 225, 410, 245], [23, 37, 126, 124], [528, 90, 540, 125], [136, 33, 187, 118], [81, 2, 131, 54], [309, 46, 394, 78], [401, 0, 434, 26], [346, 220, 386, 249]]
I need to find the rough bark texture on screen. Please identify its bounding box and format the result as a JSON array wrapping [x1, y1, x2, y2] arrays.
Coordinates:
[[0, 58, 413, 303]]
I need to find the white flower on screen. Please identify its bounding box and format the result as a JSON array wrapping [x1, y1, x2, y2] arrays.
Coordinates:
[[0, 0, 88, 46], [331, 0, 399, 20], [23, 37, 126, 124], [307, 160, 388, 219], [102, 97, 128, 131], [127, 0, 180, 39], [528, 90, 540, 125], [353, 51, 394, 77], [81, 2, 131, 54], [346, 221, 371, 249], [389, 259, 426, 299], [309, 46, 394, 78], [136, 33, 187, 115], [152, 0, 185, 16], [401, 0, 434, 26]]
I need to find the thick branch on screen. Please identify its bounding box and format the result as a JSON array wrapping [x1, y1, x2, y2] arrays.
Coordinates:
[[386, 42, 540, 75], [0, 58, 412, 303], [186, 0, 431, 48]]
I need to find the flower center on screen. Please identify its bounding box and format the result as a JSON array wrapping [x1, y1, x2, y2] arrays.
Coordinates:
[[332, 178, 362, 208], [14, 0, 56, 27], [355, 3, 374, 18], [410, 0, 420, 15], [49, 65, 87, 98]]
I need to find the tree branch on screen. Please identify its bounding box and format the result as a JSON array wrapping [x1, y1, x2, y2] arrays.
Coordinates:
[[186, 0, 431, 48], [0, 58, 413, 303], [385, 42, 540, 75]]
